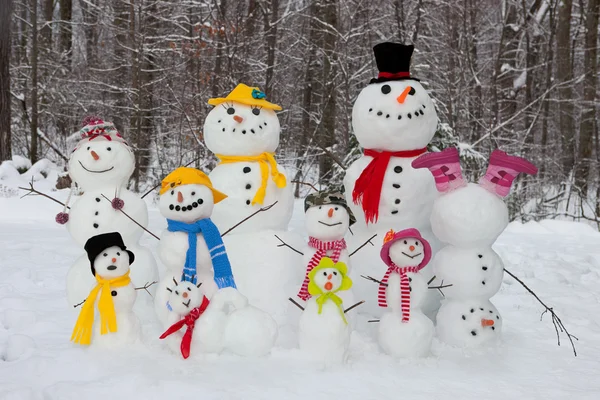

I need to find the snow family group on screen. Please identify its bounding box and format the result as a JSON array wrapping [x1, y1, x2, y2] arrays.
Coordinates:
[[53, 43, 538, 363]]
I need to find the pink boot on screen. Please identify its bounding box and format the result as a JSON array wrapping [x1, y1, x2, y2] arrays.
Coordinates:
[[412, 148, 467, 193], [479, 150, 538, 197]]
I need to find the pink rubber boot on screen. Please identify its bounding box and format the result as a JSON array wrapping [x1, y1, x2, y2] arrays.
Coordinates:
[[411, 147, 467, 193], [479, 150, 538, 197]]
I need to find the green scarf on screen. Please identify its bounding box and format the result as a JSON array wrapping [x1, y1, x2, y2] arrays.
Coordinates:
[[315, 292, 347, 325]]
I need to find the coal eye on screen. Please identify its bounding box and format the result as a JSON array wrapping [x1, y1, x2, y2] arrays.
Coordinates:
[[323, 272, 327, 276], [117, 252, 120, 256], [175, 291, 179, 295], [335, 207, 339, 210], [187, 287, 192, 291], [171, 190, 174, 195], [87, 147, 90, 150], [333, 271, 338, 276], [107, 147, 111, 151], [381, 84, 391, 94], [191, 192, 196, 196], [252, 108, 260, 116], [103, 253, 107, 257], [415, 242, 419, 246], [319, 206, 322, 209], [403, 240, 407, 244], [227, 107, 235, 115]]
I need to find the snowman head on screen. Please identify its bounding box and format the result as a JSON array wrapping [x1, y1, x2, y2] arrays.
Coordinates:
[[381, 228, 432, 270], [351, 43, 437, 151], [166, 277, 205, 315], [84, 232, 134, 278], [158, 168, 227, 223], [308, 258, 352, 295], [304, 190, 356, 241], [204, 84, 282, 156], [68, 119, 134, 190]]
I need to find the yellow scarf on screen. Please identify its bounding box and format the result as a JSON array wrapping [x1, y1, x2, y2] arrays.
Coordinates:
[[216, 152, 287, 205], [315, 292, 347, 325], [71, 272, 131, 345]]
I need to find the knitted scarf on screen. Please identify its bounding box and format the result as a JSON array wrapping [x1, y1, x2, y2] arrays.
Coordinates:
[[159, 296, 211, 359], [71, 271, 131, 345], [216, 152, 286, 205], [378, 265, 419, 322], [167, 218, 236, 289], [315, 292, 347, 325], [297, 237, 346, 301], [352, 148, 427, 224]]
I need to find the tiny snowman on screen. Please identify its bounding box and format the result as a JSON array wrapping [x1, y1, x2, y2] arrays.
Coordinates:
[[375, 229, 433, 358], [155, 167, 236, 325], [71, 232, 140, 347], [298, 257, 353, 365], [413, 148, 537, 347]]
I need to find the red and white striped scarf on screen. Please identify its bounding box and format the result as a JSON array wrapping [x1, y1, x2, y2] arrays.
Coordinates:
[[378, 265, 419, 322], [297, 237, 346, 301]]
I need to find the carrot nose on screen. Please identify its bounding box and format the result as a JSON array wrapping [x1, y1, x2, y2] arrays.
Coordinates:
[[409, 245, 415, 252], [328, 208, 334, 218], [233, 115, 243, 123], [177, 192, 184, 203], [481, 318, 495, 327], [111, 258, 117, 263], [91, 150, 100, 160], [182, 292, 188, 299], [324, 281, 333, 291], [397, 86, 414, 104], [327, 274, 333, 280]]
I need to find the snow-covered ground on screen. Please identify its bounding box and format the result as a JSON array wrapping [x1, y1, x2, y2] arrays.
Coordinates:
[[1, 182, 600, 399]]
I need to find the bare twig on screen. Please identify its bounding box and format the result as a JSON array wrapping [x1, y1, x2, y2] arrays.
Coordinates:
[[73, 299, 86, 308], [141, 157, 203, 199], [504, 267, 578, 356], [288, 297, 305, 311], [344, 300, 365, 314], [220, 201, 278, 237], [19, 181, 69, 208], [428, 279, 451, 297], [368, 319, 380, 323], [349, 234, 377, 257], [135, 281, 158, 297], [291, 180, 319, 192], [100, 194, 160, 240], [361, 275, 386, 286], [274, 234, 304, 256], [317, 144, 346, 171], [427, 275, 436, 285]]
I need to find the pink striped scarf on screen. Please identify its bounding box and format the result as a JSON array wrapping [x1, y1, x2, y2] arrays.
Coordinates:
[[378, 265, 419, 322], [297, 237, 346, 301]]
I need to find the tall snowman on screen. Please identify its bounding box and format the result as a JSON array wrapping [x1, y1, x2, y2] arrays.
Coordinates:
[[58, 117, 158, 307], [203, 84, 303, 323], [343, 43, 440, 317]]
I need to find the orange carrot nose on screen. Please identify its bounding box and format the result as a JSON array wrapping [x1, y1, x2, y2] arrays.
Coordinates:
[[111, 258, 117, 263], [233, 115, 243, 123], [409, 245, 415, 252], [481, 318, 495, 327], [91, 150, 100, 160], [397, 86, 414, 104], [328, 208, 334, 218], [182, 292, 188, 298], [177, 192, 184, 203], [324, 282, 333, 291], [327, 274, 333, 280]]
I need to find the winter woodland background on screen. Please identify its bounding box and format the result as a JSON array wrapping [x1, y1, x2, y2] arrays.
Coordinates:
[[0, 0, 598, 225]]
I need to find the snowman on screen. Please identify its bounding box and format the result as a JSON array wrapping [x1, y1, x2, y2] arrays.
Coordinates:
[[71, 232, 140, 347], [203, 84, 303, 322], [342, 43, 440, 317], [375, 229, 434, 358], [59, 117, 158, 307], [413, 148, 537, 347]]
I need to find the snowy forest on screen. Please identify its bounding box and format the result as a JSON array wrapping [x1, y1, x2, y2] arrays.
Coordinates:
[[0, 0, 599, 224]]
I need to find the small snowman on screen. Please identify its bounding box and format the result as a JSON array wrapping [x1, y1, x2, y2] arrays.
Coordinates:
[[413, 148, 537, 347], [71, 232, 140, 347], [298, 257, 353, 365], [375, 229, 433, 358], [155, 167, 235, 325]]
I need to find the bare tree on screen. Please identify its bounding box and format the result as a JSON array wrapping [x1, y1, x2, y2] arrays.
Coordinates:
[[0, 0, 12, 161]]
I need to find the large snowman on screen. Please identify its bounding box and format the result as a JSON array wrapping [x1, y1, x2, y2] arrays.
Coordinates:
[[59, 118, 158, 307], [343, 43, 440, 317], [203, 84, 303, 323]]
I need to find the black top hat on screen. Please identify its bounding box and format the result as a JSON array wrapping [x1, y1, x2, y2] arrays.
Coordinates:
[[84, 232, 135, 276], [369, 42, 419, 84]]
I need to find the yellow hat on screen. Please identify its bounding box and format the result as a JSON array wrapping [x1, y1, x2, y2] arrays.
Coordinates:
[[208, 83, 282, 111], [159, 167, 227, 203]]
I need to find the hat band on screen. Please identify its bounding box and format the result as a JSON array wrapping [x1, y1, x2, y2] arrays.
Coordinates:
[[378, 71, 410, 79]]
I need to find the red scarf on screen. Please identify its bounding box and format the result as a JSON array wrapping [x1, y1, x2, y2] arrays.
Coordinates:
[[159, 296, 210, 359], [377, 265, 418, 322], [352, 148, 427, 224], [297, 237, 346, 301]]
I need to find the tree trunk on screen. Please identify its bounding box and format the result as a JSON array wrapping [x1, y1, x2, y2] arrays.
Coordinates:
[[574, 0, 599, 194], [30, 0, 39, 164], [263, 0, 279, 97], [41, 0, 53, 47], [0, 0, 12, 161], [59, 0, 72, 59], [556, 0, 574, 176]]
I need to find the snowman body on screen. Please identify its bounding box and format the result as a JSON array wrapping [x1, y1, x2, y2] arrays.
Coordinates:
[[92, 283, 140, 348]]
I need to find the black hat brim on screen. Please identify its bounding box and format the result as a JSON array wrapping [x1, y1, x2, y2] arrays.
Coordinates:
[[369, 76, 420, 84]]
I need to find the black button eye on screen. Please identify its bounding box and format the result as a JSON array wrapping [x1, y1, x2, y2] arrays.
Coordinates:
[[227, 107, 235, 115], [403, 240, 407, 244], [252, 108, 260, 116], [87, 147, 90, 150], [335, 207, 339, 210], [117, 252, 120, 256], [415, 242, 419, 246], [171, 190, 174, 195], [191, 192, 196, 196], [103, 253, 107, 257], [381, 84, 391, 94], [333, 271, 338, 276], [319, 206, 322, 209], [107, 147, 111, 151], [323, 272, 327, 276]]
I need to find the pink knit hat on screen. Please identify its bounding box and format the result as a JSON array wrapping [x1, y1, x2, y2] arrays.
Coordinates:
[[380, 228, 432, 270]]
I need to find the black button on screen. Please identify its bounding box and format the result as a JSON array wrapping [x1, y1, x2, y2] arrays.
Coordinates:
[[482, 266, 488, 271], [394, 166, 403, 173], [93, 223, 99, 228], [95, 211, 99, 215], [95, 198, 100, 202], [391, 210, 398, 215], [393, 183, 400, 188], [245, 184, 252, 190], [243, 167, 251, 173], [111, 290, 117, 296], [246, 200, 251, 205], [395, 199, 400, 204]]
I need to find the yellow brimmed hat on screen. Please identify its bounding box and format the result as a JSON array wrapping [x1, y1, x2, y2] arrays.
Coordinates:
[[159, 167, 227, 203], [208, 83, 282, 111]]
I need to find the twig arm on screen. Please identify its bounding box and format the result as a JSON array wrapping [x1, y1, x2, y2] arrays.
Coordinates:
[[100, 195, 160, 240], [274, 235, 304, 256], [349, 234, 377, 257], [135, 281, 158, 297], [288, 297, 305, 311], [18, 182, 69, 208], [220, 201, 278, 237], [344, 300, 365, 314], [361, 275, 386, 286]]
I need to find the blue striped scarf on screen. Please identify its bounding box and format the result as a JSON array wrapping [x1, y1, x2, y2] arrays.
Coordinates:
[[166, 218, 236, 289]]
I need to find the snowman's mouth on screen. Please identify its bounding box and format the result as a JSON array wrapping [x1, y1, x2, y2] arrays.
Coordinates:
[[402, 252, 422, 259], [78, 161, 114, 174], [182, 299, 191, 308], [318, 221, 342, 227]]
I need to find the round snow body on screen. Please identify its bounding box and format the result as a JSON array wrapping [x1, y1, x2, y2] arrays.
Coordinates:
[[305, 205, 350, 242], [384, 271, 428, 314], [432, 246, 504, 300], [377, 311, 433, 358], [351, 80, 438, 152], [204, 101, 281, 156], [298, 297, 350, 365], [430, 183, 509, 248], [224, 304, 278, 357], [436, 299, 502, 347], [68, 139, 135, 191]]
